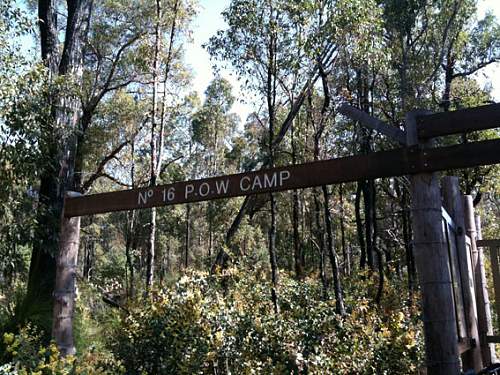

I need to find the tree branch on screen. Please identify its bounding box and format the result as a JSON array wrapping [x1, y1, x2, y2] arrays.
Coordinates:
[[81, 139, 129, 192], [452, 58, 500, 78]]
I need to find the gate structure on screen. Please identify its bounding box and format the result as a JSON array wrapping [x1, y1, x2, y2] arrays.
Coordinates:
[[53, 103, 500, 374]]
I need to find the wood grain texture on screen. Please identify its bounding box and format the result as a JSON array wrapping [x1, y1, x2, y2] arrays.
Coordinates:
[[478, 239, 500, 248], [464, 198, 494, 366], [338, 104, 406, 145], [442, 176, 482, 372], [407, 112, 460, 375], [64, 138, 500, 217], [488, 246, 500, 333], [417, 103, 500, 139]]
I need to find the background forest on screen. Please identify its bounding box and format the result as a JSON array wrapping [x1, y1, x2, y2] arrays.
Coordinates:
[[1, 0, 500, 373]]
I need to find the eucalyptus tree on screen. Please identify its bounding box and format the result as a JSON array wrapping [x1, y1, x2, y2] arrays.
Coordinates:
[[20, 0, 93, 341], [437, 5, 500, 203], [192, 78, 237, 176], [192, 78, 239, 257], [20, 0, 159, 344], [0, 0, 46, 296], [208, 0, 309, 313], [144, 0, 196, 290], [207, 0, 376, 314]]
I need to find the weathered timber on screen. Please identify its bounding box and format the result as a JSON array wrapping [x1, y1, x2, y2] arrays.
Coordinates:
[[487, 246, 500, 332], [458, 338, 474, 354], [441, 206, 467, 340], [417, 103, 500, 139], [478, 239, 500, 248], [64, 138, 500, 217], [338, 103, 406, 145], [442, 176, 482, 372], [476, 215, 497, 364], [486, 335, 500, 343], [464, 198, 494, 366], [406, 111, 460, 375]]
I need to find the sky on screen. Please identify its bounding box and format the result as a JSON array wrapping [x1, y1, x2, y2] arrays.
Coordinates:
[[186, 0, 500, 121], [184, 0, 250, 120]]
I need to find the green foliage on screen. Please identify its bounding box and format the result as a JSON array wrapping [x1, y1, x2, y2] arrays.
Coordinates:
[[0, 0, 53, 324], [1, 325, 123, 374], [111, 269, 424, 374], [1, 1, 499, 374]]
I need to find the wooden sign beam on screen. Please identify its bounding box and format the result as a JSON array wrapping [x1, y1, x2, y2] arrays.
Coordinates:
[[417, 103, 500, 139], [338, 104, 407, 145], [64, 138, 500, 217], [477, 239, 500, 248]]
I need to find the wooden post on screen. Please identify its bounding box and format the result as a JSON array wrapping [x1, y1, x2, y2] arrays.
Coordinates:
[[467, 209, 495, 365], [52, 192, 82, 356], [442, 176, 483, 372], [488, 245, 500, 332], [406, 112, 460, 374]]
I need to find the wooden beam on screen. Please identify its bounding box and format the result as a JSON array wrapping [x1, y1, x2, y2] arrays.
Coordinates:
[[478, 239, 500, 248], [458, 338, 474, 355], [417, 103, 500, 139], [338, 104, 406, 145], [486, 335, 500, 343], [64, 138, 500, 217]]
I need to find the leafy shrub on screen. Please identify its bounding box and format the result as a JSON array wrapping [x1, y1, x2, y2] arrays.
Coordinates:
[[111, 268, 424, 374], [1, 324, 123, 374]]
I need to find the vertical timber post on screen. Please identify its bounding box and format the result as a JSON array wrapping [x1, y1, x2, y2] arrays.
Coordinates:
[[442, 176, 483, 372], [52, 191, 82, 356], [488, 245, 500, 332], [475, 215, 496, 365], [406, 111, 460, 374], [464, 201, 494, 366]]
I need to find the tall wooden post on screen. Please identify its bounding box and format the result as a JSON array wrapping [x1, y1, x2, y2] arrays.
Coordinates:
[[487, 243, 500, 333], [406, 112, 460, 374], [52, 192, 82, 356], [476, 216, 497, 364], [465, 202, 494, 366], [442, 177, 483, 372]]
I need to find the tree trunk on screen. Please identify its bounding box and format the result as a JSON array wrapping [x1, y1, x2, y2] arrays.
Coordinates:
[[269, 192, 279, 314], [52, 199, 81, 356], [146, 207, 156, 290], [23, 0, 89, 342], [146, 0, 162, 291], [185, 204, 191, 268], [355, 182, 366, 269], [322, 185, 345, 316], [291, 120, 303, 279], [372, 180, 384, 304], [83, 238, 94, 280], [125, 210, 136, 297], [208, 204, 213, 259], [313, 189, 328, 296], [339, 184, 350, 275], [363, 181, 374, 270], [266, 5, 279, 315]]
